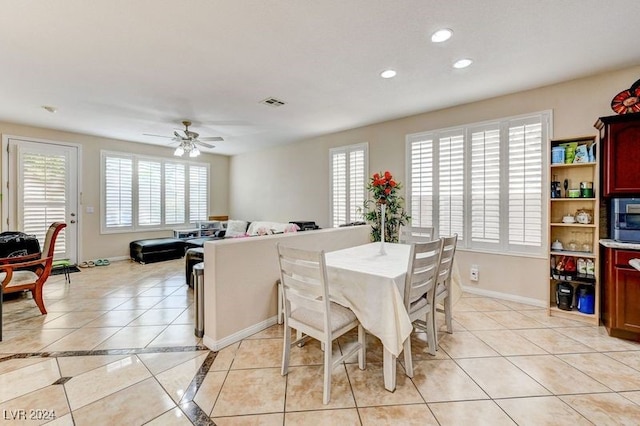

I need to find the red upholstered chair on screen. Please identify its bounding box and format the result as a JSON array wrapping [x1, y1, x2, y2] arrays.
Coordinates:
[[0, 222, 67, 314]]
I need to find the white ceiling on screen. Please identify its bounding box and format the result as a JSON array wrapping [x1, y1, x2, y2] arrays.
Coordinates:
[[1, 0, 639, 155]]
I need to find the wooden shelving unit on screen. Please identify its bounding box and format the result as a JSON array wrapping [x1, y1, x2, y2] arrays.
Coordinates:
[[548, 136, 600, 325]]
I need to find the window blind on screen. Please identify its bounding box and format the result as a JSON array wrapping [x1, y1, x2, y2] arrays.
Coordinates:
[[331, 151, 347, 228], [21, 152, 67, 254], [438, 133, 464, 239], [164, 162, 186, 225], [349, 149, 365, 223], [189, 165, 208, 222], [330, 143, 367, 228], [409, 138, 434, 228], [508, 121, 543, 247], [138, 160, 162, 226], [102, 152, 209, 232], [104, 156, 133, 229], [406, 111, 549, 255], [471, 128, 500, 243]]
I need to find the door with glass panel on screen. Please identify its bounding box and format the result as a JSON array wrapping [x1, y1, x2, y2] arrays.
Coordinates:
[[5, 138, 79, 262]]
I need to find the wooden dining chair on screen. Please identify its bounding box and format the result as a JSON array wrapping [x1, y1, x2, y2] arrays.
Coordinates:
[[434, 234, 458, 347], [399, 225, 435, 244], [0, 222, 67, 314], [277, 243, 366, 405], [402, 239, 443, 378]]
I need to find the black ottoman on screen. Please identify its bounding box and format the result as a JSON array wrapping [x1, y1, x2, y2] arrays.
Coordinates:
[[185, 247, 204, 287], [130, 238, 186, 264]]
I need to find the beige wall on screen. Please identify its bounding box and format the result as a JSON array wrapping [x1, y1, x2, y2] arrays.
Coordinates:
[[0, 122, 230, 261], [229, 65, 640, 303]]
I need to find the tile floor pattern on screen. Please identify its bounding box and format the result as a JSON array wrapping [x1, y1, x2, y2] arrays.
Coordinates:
[[1, 259, 640, 425]]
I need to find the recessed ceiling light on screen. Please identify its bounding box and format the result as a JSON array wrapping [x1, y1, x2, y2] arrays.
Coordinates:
[[431, 28, 453, 43], [41, 105, 57, 113], [453, 58, 473, 69], [380, 69, 397, 79]]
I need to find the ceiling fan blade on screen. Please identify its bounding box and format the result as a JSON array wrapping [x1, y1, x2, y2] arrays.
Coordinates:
[[143, 133, 174, 139], [195, 140, 216, 149], [174, 131, 185, 139], [199, 136, 224, 142]]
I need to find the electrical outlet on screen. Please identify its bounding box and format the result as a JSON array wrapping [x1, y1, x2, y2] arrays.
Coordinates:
[[470, 265, 479, 282]]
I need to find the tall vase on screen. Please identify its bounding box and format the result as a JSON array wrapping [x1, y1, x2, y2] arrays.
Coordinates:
[[379, 202, 386, 255]]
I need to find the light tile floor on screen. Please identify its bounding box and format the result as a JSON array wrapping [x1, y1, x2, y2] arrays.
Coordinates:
[[1, 259, 640, 425]]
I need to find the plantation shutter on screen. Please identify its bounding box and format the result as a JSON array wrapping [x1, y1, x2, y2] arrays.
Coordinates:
[[408, 137, 434, 228], [164, 162, 186, 225], [331, 150, 347, 228], [189, 165, 208, 222], [508, 119, 543, 247], [438, 132, 464, 238], [138, 160, 162, 226], [104, 155, 133, 229], [330, 143, 368, 228], [349, 149, 365, 223], [20, 151, 67, 254], [470, 127, 501, 244]]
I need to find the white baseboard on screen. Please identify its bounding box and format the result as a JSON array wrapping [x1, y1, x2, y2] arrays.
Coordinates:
[[461, 284, 546, 308], [202, 316, 278, 351]]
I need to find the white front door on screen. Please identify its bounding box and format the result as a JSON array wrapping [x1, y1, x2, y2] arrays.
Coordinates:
[[3, 137, 80, 262]]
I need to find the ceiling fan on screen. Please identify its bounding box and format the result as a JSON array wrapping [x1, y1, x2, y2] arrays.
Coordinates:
[[144, 120, 224, 157]]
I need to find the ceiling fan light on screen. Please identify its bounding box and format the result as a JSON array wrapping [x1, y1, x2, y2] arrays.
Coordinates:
[[190, 146, 200, 157], [174, 146, 185, 156]]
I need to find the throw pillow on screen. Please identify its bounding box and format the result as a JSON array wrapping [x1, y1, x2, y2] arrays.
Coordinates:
[[284, 223, 300, 233], [225, 220, 249, 237]]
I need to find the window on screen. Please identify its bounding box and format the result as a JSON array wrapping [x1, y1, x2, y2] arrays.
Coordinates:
[[406, 111, 550, 255], [101, 151, 209, 233], [330, 143, 368, 227]]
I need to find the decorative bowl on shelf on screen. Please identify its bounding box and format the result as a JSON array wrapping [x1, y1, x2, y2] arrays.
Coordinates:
[[551, 239, 564, 250]]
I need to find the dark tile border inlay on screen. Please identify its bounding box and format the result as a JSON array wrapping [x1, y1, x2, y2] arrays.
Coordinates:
[[52, 377, 72, 385], [0, 345, 210, 363], [180, 400, 216, 426], [180, 351, 218, 403]]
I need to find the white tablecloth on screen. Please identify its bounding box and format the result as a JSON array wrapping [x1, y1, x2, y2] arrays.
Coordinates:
[[325, 242, 414, 357]]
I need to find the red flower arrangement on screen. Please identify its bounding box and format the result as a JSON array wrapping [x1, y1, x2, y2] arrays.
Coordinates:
[[362, 170, 410, 243], [370, 171, 398, 203]]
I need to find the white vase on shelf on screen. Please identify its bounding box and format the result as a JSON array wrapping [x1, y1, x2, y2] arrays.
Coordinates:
[[379, 202, 386, 255]]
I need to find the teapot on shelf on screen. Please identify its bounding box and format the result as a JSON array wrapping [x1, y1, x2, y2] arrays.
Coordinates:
[[575, 209, 593, 224]]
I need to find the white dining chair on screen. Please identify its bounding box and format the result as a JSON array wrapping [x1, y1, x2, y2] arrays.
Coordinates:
[[434, 234, 458, 348], [402, 239, 443, 378], [399, 225, 435, 244], [276, 243, 366, 405]]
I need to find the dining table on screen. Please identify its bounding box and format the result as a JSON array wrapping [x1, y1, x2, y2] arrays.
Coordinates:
[[325, 241, 413, 392]]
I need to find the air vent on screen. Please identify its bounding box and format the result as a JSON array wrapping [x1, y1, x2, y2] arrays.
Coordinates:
[[260, 97, 286, 107]]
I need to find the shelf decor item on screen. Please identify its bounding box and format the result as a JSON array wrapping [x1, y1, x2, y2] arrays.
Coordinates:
[[362, 170, 410, 247]]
